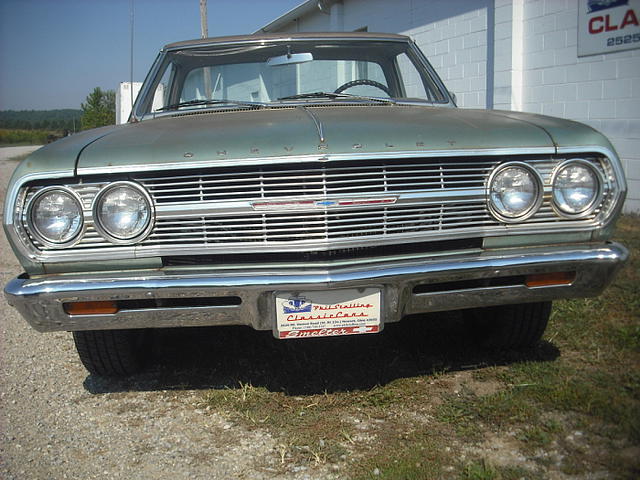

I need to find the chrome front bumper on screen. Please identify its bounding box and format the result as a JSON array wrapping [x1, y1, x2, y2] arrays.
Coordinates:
[[4, 242, 628, 333]]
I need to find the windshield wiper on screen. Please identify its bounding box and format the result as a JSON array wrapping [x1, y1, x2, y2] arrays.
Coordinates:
[[277, 91, 396, 104], [156, 99, 265, 111]]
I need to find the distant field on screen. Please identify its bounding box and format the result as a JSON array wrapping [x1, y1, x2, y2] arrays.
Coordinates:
[[0, 109, 81, 132], [0, 128, 53, 146], [0, 109, 81, 146]]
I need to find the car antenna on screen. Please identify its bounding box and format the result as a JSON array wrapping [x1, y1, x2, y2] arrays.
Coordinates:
[[129, 0, 135, 119]]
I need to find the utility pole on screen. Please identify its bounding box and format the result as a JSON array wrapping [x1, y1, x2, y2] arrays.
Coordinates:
[[130, 0, 135, 114], [200, 0, 208, 38], [200, 0, 212, 98]]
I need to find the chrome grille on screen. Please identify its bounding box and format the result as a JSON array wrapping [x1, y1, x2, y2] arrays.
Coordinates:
[[145, 202, 492, 246], [20, 154, 612, 258], [135, 159, 491, 204]]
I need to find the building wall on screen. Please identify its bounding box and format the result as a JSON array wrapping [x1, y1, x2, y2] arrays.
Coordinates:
[[267, 0, 640, 212], [519, 0, 640, 213], [401, 0, 491, 109]]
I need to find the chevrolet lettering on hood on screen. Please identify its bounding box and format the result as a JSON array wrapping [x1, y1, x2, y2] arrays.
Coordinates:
[[2, 32, 628, 378]]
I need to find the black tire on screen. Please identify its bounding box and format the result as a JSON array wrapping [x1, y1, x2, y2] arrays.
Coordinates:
[[465, 301, 552, 349], [72, 329, 150, 377]]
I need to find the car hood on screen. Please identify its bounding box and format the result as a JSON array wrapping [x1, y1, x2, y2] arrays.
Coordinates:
[[75, 105, 613, 172]]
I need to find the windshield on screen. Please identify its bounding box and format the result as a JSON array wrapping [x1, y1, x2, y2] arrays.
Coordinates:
[[137, 40, 448, 117]]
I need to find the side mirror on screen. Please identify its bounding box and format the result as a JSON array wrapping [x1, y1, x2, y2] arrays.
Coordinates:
[[449, 91, 457, 105], [267, 52, 314, 67]]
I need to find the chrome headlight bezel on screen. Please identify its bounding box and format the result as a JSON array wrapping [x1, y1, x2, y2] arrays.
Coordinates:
[[487, 162, 544, 223], [93, 181, 154, 244], [26, 186, 85, 248], [551, 159, 604, 219]]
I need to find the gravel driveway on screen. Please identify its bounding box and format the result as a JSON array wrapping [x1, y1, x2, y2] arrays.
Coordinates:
[[0, 148, 335, 480], [0, 145, 43, 161]]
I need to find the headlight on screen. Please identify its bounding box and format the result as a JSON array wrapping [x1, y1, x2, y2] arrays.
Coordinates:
[[94, 182, 152, 243], [552, 160, 602, 216], [488, 163, 542, 222], [29, 188, 83, 245]]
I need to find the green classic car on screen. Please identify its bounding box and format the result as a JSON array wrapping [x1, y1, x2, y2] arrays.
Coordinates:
[[3, 32, 628, 376]]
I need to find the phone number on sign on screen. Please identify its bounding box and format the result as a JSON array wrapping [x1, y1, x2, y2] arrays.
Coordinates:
[[607, 33, 640, 46]]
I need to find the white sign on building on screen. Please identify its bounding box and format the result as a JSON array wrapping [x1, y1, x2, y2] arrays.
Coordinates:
[[578, 0, 640, 56], [115, 82, 142, 124], [115, 82, 165, 124]]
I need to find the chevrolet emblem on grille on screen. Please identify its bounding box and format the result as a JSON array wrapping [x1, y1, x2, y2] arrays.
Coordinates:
[[251, 197, 398, 210]]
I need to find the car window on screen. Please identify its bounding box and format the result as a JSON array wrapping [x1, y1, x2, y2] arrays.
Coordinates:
[[178, 60, 389, 104], [142, 40, 448, 115], [396, 53, 430, 100]]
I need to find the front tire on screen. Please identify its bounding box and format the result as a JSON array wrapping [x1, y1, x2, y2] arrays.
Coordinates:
[[72, 329, 150, 376], [465, 301, 552, 349]]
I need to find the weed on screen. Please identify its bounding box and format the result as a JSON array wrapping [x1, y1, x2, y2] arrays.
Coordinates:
[[461, 459, 497, 480], [613, 323, 640, 352], [361, 386, 396, 409], [351, 438, 446, 480], [518, 426, 552, 448]]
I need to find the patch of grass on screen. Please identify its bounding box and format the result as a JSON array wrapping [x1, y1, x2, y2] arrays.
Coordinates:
[[351, 443, 445, 480], [621, 370, 640, 401], [448, 359, 640, 443], [461, 460, 545, 479], [460, 459, 497, 480], [360, 386, 397, 409], [202, 378, 434, 467], [518, 420, 564, 450], [612, 323, 640, 352], [495, 465, 544, 480], [436, 393, 486, 439], [204, 382, 352, 464]]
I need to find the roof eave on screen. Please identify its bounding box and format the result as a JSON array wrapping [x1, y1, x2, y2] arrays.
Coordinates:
[[253, 0, 319, 34]]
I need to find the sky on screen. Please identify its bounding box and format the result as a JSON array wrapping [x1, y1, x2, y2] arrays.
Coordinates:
[[0, 0, 302, 110]]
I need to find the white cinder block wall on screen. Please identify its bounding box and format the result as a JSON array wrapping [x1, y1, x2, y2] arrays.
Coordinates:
[[518, 0, 640, 213], [403, 1, 491, 109], [263, 0, 640, 213]]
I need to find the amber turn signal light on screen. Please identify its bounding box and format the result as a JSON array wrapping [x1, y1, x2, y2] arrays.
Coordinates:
[[64, 301, 118, 315], [525, 272, 575, 287]]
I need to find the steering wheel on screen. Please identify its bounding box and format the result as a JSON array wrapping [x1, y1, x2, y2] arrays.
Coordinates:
[[334, 79, 391, 96]]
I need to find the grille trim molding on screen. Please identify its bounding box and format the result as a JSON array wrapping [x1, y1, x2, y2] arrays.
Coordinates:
[[75, 146, 558, 175], [9, 147, 625, 263]]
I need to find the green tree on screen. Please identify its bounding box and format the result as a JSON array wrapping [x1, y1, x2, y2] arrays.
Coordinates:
[[80, 87, 115, 129]]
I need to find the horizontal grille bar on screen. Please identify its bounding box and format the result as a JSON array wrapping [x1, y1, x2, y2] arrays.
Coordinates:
[[143, 202, 495, 245], [136, 159, 495, 204]]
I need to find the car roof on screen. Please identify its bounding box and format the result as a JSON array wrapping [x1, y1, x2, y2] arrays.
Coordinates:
[[164, 32, 411, 50]]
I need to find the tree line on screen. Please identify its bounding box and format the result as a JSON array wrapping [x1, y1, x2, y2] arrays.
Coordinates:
[[1, 86, 117, 134], [0, 109, 82, 131]]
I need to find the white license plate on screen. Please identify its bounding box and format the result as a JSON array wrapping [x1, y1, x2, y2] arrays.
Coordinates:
[[275, 288, 382, 339]]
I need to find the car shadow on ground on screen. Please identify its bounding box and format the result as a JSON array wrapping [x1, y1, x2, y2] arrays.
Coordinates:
[[83, 310, 560, 395]]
